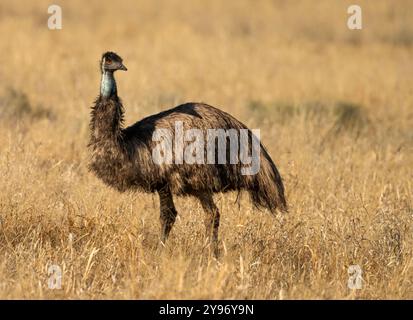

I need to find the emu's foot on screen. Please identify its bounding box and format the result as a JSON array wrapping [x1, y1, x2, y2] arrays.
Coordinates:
[[203, 237, 221, 259], [156, 235, 169, 254], [212, 245, 220, 259]]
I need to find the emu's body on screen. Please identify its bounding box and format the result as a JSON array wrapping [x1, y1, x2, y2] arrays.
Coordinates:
[[89, 52, 287, 255]]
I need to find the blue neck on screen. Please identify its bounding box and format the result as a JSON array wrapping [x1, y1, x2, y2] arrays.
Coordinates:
[[100, 71, 117, 98]]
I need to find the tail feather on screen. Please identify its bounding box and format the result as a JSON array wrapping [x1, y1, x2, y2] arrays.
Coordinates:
[[249, 145, 287, 213]]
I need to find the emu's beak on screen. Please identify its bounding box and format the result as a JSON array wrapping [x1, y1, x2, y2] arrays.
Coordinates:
[[119, 63, 127, 71]]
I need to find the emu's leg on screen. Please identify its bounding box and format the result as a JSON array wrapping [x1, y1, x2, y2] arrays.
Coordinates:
[[158, 186, 178, 244], [198, 193, 220, 257]]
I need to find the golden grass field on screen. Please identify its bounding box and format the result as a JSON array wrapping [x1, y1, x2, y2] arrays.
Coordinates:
[[0, 0, 412, 299]]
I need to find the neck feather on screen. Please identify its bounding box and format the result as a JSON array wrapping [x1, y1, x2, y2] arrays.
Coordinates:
[[90, 95, 124, 141], [100, 71, 117, 98]]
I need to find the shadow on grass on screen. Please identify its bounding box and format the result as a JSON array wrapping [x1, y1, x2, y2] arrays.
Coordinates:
[[0, 87, 55, 123], [247, 100, 371, 138]]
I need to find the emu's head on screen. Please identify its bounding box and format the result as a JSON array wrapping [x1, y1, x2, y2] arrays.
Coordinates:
[[100, 52, 127, 73]]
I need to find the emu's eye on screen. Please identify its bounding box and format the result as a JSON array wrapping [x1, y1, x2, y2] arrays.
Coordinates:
[[106, 59, 112, 64]]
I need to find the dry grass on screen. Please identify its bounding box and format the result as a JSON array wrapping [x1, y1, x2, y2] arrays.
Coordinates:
[[0, 0, 412, 299]]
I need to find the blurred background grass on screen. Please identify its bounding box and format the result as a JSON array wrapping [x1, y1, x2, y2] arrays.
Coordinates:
[[0, 0, 412, 299]]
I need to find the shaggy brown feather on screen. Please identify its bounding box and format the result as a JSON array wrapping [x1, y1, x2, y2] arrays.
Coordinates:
[[89, 97, 287, 212]]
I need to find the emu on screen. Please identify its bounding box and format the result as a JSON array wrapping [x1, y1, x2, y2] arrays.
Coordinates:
[[88, 52, 287, 256]]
